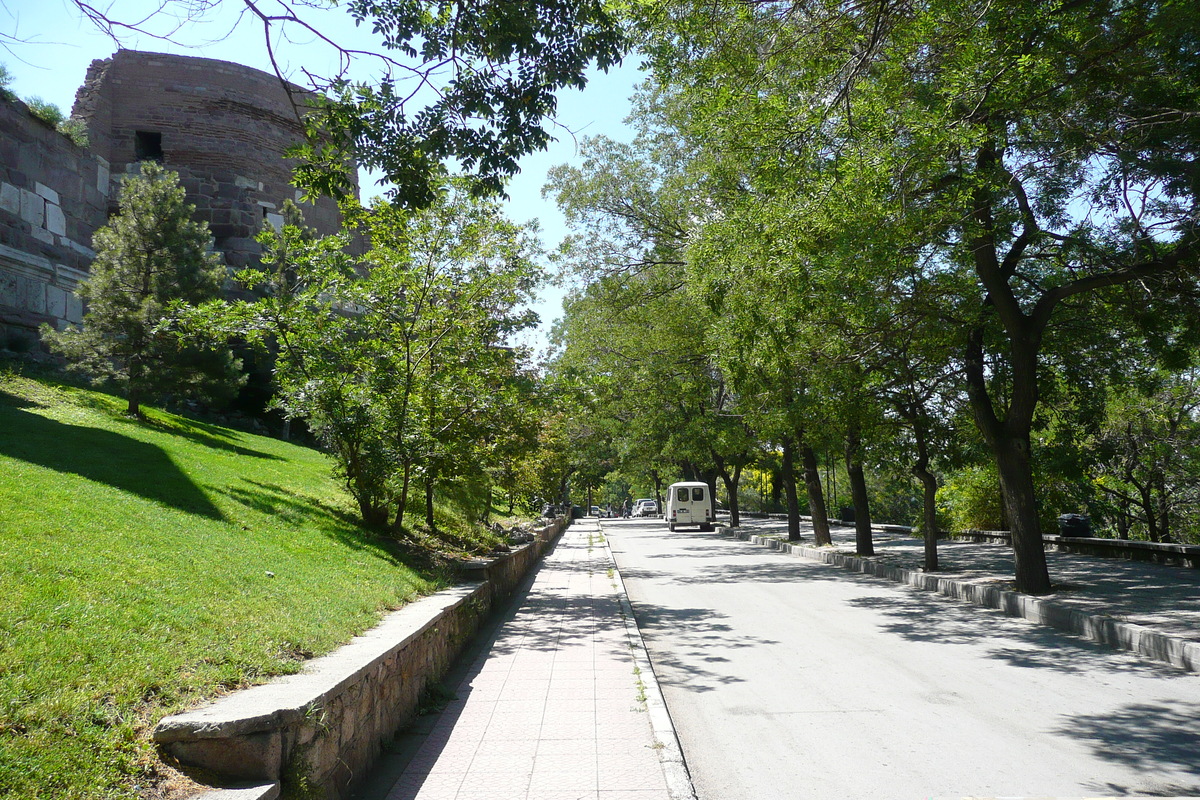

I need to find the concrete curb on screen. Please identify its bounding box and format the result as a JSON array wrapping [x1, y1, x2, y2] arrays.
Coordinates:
[[601, 527, 698, 800], [192, 785, 279, 800], [725, 527, 1200, 675]]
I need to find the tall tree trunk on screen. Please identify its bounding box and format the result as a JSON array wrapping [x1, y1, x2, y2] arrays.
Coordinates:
[[727, 463, 742, 527], [424, 471, 436, 531], [915, 467, 940, 571], [1137, 481, 1160, 542], [781, 437, 802, 541], [994, 434, 1050, 593], [964, 138, 1054, 594], [1155, 476, 1172, 542], [910, 415, 939, 571], [801, 442, 832, 546], [844, 428, 873, 556], [126, 349, 144, 417], [392, 460, 412, 532], [965, 324, 1052, 594]]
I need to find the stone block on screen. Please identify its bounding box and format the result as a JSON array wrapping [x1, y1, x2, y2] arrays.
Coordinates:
[[46, 285, 68, 319], [65, 291, 83, 324], [23, 276, 46, 314], [0, 183, 19, 216], [45, 203, 66, 236], [19, 188, 44, 227], [166, 730, 283, 782], [35, 182, 59, 205], [96, 159, 110, 196], [0, 272, 18, 308]]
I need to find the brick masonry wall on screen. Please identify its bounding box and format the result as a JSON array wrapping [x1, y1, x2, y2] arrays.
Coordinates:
[[74, 50, 354, 268]]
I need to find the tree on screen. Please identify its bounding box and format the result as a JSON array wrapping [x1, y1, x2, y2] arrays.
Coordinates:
[[56, 0, 628, 209], [546, 129, 765, 519], [230, 184, 543, 531], [44, 162, 239, 417], [639, 0, 1200, 594], [1088, 369, 1200, 544]]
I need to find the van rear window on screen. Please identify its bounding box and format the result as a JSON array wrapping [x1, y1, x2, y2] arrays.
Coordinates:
[[692, 487, 705, 501], [676, 487, 689, 502]]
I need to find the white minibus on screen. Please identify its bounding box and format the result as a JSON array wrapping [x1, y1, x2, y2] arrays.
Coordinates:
[[665, 481, 714, 532]]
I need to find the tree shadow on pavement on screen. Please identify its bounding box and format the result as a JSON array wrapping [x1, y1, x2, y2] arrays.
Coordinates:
[[619, 555, 842, 586], [846, 591, 1191, 679], [619, 534, 873, 587], [1059, 701, 1200, 796], [628, 601, 779, 693]]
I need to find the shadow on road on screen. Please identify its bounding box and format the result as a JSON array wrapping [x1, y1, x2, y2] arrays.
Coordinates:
[[845, 591, 1191, 679], [627, 601, 779, 693], [1061, 701, 1200, 796]]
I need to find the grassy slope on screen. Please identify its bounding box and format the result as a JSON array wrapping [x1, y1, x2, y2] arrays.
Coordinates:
[[0, 370, 445, 799]]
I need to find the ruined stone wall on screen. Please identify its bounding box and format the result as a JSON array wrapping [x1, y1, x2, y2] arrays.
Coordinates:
[[0, 50, 360, 346], [0, 98, 107, 346], [73, 50, 353, 269]]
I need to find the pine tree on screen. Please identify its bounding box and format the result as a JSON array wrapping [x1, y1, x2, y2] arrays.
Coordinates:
[[44, 162, 240, 417]]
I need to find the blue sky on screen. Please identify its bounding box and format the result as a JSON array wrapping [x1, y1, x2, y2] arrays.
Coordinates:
[[1, 0, 643, 352]]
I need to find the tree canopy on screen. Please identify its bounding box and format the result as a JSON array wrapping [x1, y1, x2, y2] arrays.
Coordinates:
[[544, 0, 1200, 592]]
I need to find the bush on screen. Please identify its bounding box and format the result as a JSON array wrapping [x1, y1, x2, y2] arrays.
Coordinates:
[[937, 463, 1004, 531], [23, 96, 65, 127]]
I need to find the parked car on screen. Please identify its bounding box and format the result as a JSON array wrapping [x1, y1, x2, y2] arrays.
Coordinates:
[[590, 505, 602, 517], [665, 481, 713, 532], [634, 499, 659, 518]]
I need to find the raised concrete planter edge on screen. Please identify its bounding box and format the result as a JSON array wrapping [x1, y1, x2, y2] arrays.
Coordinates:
[[157, 517, 568, 798], [726, 527, 1199, 675]]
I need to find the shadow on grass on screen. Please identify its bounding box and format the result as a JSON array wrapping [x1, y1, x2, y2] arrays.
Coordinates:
[[214, 479, 419, 568], [0, 402, 224, 519], [144, 416, 285, 461]]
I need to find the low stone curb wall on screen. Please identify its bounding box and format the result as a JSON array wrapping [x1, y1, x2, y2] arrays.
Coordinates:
[[156, 517, 568, 799], [724, 527, 1200, 675], [736, 516, 1197, 568], [952, 530, 1200, 569]]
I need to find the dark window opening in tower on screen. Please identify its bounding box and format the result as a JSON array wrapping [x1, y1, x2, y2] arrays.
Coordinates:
[[134, 131, 163, 161]]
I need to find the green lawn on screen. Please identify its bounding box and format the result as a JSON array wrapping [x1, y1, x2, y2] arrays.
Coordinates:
[[0, 368, 448, 799]]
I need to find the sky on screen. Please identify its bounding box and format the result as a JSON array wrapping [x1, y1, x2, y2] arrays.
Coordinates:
[[0, 0, 644, 354]]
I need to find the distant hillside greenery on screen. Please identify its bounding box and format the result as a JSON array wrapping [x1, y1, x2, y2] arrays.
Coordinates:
[[0, 363, 513, 799]]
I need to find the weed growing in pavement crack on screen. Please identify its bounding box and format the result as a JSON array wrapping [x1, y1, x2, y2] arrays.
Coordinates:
[[632, 664, 648, 706]]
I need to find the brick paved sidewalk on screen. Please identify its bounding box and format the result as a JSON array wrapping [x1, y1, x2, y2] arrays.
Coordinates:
[[369, 519, 682, 800]]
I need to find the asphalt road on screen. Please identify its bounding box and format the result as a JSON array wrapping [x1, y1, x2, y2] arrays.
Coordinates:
[[602, 517, 1200, 800]]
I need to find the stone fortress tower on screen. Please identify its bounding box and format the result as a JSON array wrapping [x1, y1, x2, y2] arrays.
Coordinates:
[[0, 49, 358, 347], [73, 50, 351, 267]]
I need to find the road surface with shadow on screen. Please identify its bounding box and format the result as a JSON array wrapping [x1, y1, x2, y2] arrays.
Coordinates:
[[604, 516, 1200, 800]]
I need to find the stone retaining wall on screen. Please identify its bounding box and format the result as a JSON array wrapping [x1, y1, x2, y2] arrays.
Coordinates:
[[154, 517, 567, 798], [738, 513, 1199, 569]]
